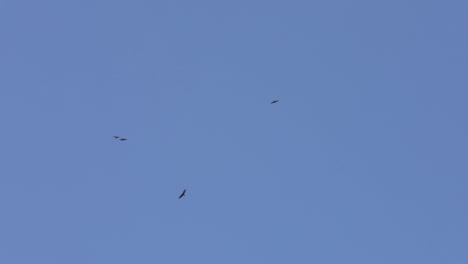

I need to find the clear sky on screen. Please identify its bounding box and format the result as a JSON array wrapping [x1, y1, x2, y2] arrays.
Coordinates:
[[0, 1, 467, 263]]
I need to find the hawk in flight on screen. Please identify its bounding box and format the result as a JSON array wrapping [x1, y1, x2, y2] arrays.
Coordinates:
[[179, 189, 186, 199]]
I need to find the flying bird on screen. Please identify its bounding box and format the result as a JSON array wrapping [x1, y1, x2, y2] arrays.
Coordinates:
[[119, 138, 127, 141], [271, 100, 279, 104], [178, 189, 186, 199], [113, 136, 119, 139]]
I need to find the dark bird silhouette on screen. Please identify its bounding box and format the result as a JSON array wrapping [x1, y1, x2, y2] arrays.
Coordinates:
[[179, 189, 186, 199], [271, 100, 279, 104], [120, 138, 127, 141], [113, 136, 119, 139]]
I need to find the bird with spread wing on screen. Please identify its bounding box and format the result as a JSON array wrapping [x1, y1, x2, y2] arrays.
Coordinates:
[[179, 189, 186, 199]]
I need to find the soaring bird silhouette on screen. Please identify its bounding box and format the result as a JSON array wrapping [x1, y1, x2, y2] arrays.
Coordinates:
[[271, 100, 279, 104], [178, 189, 186, 199], [120, 138, 127, 141], [113, 136, 120, 139]]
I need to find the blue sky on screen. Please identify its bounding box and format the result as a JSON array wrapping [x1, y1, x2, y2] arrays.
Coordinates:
[[0, 1, 467, 263]]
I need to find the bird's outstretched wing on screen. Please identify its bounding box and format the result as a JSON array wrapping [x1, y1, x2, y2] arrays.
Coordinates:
[[120, 138, 127, 141], [179, 189, 186, 199], [113, 136, 119, 138], [271, 100, 279, 104]]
